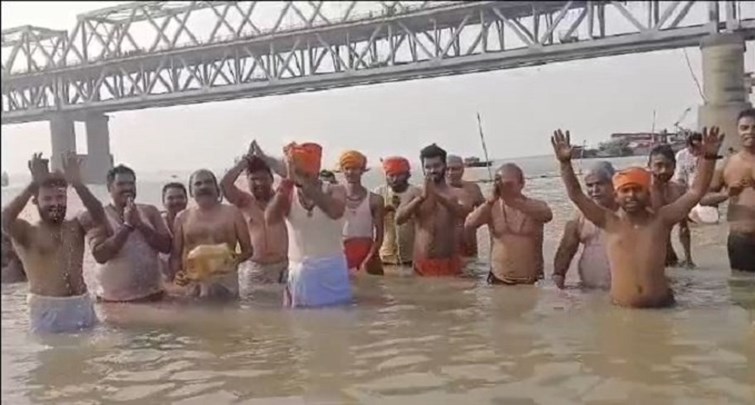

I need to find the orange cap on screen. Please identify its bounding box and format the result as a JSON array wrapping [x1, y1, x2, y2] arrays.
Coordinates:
[[285, 142, 322, 177], [612, 167, 651, 192], [382, 156, 410, 176], [339, 150, 367, 170]]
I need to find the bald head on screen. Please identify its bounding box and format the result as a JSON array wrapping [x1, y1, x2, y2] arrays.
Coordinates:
[[446, 154, 465, 186]]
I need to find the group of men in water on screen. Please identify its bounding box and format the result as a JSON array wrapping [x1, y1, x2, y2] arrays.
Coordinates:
[[2, 108, 754, 333]]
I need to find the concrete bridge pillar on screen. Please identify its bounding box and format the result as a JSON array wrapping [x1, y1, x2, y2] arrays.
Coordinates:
[[48, 113, 113, 184], [697, 33, 751, 153]]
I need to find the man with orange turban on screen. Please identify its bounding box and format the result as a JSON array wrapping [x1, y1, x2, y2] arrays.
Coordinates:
[[551, 127, 724, 308], [262, 141, 353, 308], [338, 151, 385, 275], [374, 156, 421, 267]]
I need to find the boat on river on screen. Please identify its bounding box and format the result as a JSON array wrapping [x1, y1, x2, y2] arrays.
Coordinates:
[[463, 157, 492, 168]]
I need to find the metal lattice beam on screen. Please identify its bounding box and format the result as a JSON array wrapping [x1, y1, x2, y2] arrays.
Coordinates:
[[2, 1, 755, 124]]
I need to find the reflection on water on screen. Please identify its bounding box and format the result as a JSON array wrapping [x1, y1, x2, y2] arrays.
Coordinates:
[[2, 156, 754, 404]]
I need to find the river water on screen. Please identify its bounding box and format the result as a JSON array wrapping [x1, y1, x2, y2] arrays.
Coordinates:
[[2, 155, 753, 404]]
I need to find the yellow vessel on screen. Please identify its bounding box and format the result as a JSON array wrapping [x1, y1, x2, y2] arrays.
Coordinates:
[[185, 244, 236, 281]]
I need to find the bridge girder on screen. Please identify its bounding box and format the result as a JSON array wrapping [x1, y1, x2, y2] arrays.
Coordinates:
[[2, 1, 754, 124]]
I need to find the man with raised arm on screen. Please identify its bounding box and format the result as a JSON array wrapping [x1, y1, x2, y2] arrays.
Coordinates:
[[446, 155, 485, 259], [552, 161, 616, 289], [465, 163, 553, 285], [220, 142, 288, 290], [551, 128, 723, 308], [264, 142, 353, 308], [396, 144, 472, 277], [172, 169, 253, 300], [701, 108, 755, 273], [82, 165, 172, 303], [2, 153, 105, 333]]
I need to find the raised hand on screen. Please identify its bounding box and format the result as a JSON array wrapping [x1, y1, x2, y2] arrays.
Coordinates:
[[61, 152, 83, 185], [27, 153, 49, 185], [700, 126, 725, 156], [550, 129, 573, 162]]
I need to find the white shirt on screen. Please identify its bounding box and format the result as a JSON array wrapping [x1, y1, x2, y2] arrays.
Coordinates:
[[673, 148, 697, 188]]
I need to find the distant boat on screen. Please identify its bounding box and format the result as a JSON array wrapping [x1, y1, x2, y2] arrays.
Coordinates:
[[463, 157, 492, 168], [1, 172, 8, 187]]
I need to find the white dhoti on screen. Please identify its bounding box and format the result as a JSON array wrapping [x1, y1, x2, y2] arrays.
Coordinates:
[[27, 293, 97, 334], [285, 254, 353, 308]]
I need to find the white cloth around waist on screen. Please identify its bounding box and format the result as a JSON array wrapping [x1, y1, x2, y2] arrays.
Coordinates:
[[27, 293, 97, 334], [286, 253, 352, 308]]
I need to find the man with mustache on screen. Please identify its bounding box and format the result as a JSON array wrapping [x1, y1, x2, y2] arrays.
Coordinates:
[[446, 155, 485, 259], [552, 128, 723, 308], [702, 108, 755, 273], [220, 141, 288, 291], [171, 169, 253, 300], [2, 153, 105, 333], [647, 144, 694, 268], [83, 165, 172, 303], [374, 156, 420, 266], [396, 144, 472, 277], [265, 142, 353, 308], [553, 161, 616, 289], [465, 163, 553, 285], [161, 182, 188, 235]]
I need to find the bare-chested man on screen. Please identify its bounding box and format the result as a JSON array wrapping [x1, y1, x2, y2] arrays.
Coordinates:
[[339, 150, 385, 275], [701, 108, 755, 273], [2, 153, 105, 333], [466, 163, 553, 285], [161, 182, 188, 235], [374, 157, 420, 266], [447, 155, 485, 259], [648, 144, 695, 268], [552, 128, 723, 308], [265, 142, 353, 308], [82, 165, 172, 303], [553, 161, 616, 289], [172, 169, 253, 300], [396, 144, 472, 276], [220, 141, 288, 289]]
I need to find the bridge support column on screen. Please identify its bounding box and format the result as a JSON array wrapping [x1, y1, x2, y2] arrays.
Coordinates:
[[697, 33, 751, 154], [83, 114, 113, 184], [49, 114, 76, 172]]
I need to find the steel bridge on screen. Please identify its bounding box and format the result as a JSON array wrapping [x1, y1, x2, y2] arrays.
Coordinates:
[[1, 1, 753, 183], [2, 1, 754, 124]]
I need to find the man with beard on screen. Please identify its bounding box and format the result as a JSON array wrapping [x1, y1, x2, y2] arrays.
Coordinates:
[[446, 155, 485, 259], [172, 169, 253, 300], [339, 150, 385, 275], [552, 128, 723, 308], [374, 157, 420, 266], [2, 153, 105, 333], [265, 142, 352, 308], [465, 163, 553, 285], [220, 141, 288, 290], [553, 161, 616, 289], [396, 144, 472, 277], [702, 108, 755, 273], [647, 144, 694, 268], [83, 165, 172, 303], [161, 182, 188, 234]]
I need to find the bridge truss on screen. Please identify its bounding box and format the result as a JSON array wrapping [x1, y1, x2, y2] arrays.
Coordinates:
[[2, 1, 754, 124]]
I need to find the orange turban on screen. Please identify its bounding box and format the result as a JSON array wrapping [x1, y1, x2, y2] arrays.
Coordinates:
[[339, 150, 367, 170], [284, 142, 322, 177], [613, 167, 651, 191], [382, 156, 410, 176]]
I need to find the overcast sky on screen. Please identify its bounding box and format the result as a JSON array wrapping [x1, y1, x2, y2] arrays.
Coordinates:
[[2, 1, 754, 175]]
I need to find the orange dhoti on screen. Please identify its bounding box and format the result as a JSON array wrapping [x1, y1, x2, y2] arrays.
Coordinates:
[[343, 238, 383, 275], [414, 257, 462, 277]]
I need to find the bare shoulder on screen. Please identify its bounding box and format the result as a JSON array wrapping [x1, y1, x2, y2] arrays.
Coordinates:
[[369, 191, 385, 206], [138, 203, 162, 217], [175, 208, 191, 223]]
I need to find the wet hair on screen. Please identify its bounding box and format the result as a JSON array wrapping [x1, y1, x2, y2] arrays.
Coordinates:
[[35, 174, 67, 195], [162, 182, 187, 198], [686, 132, 702, 146], [246, 156, 272, 177], [648, 144, 676, 166], [737, 108, 755, 122], [106, 164, 136, 187], [497, 163, 524, 183], [188, 169, 222, 201], [420, 143, 447, 163]]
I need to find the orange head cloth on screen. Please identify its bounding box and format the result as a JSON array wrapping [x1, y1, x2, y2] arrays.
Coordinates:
[[339, 150, 367, 171], [612, 167, 651, 192], [285, 142, 322, 177], [382, 156, 410, 176]]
